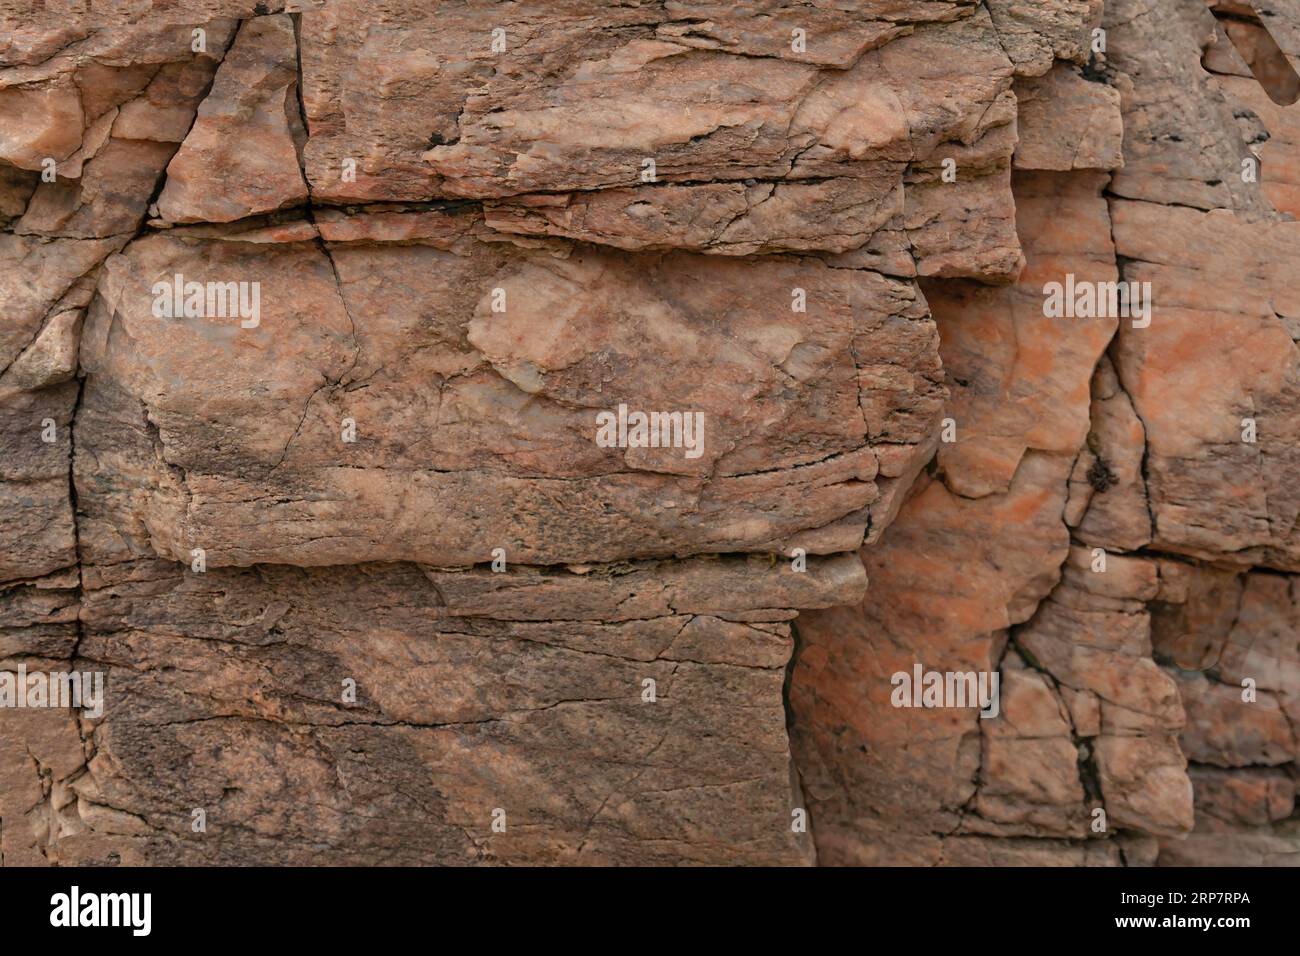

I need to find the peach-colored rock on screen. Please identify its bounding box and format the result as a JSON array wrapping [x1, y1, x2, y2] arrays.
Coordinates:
[[5, 0, 1297, 869], [156, 16, 307, 224], [1175, 671, 1296, 768], [1014, 63, 1124, 170], [1108, 199, 1300, 571], [926, 170, 1118, 498]]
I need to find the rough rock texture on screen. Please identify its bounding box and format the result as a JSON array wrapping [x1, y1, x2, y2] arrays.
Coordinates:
[[1, 0, 1296, 866], [792, 0, 1300, 867]]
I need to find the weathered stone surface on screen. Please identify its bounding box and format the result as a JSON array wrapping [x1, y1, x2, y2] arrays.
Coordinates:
[[290, 1, 1066, 282], [32, 554, 857, 865], [1105, 0, 1277, 215], [926, 169, 1117, 498], [1202, 4, 1300, 217], [3, 23, 232, 239], [0, 381, 80, 583], [78, 225, 943, 569], [156, 15, 307, 224], [791, 454, 1073, 864], [482, 175, 906, 257], [787, 43, 1226, 859], [1108, 201, 1300, 571], [4, 0, 1298, 869], [1069, 356, 1152, 551], [1190, 766, 1295, 829], [1176, 671, 1295, 768], [985, 0, 1102, 76], [303, 2, 1015, 203], [1013, 63, 1124, 171]]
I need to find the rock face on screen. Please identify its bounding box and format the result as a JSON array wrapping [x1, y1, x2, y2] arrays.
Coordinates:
[[0, 0, 1296, 866], [792, 0, 1300, 868]]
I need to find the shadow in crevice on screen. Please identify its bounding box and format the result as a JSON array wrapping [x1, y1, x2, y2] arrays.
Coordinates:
[[1209, 4, 1300, 106]]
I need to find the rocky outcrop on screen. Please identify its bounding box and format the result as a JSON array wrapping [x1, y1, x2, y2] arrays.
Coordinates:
[[792, 0, 1300, 867], [1, 0, 1296, 866]]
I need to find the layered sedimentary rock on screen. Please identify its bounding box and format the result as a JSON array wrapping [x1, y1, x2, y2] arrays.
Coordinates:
[[2, 0, 1296, 866], [788, 163, 1179, 865], [0, 0, 980, 866], [1100, 0, 1300, 865], [791, 0, 1300, 867], [79, 227, 942, 569]]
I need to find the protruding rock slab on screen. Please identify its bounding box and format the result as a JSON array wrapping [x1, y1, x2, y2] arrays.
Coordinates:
[[156, 15, 308, 224], [78, 221, 945, 569], [38, 553, 864, 865]]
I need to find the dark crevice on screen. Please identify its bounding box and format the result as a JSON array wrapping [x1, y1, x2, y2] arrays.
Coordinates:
[[1209, 7, 1300, 106], [781, 617, 818, 863]]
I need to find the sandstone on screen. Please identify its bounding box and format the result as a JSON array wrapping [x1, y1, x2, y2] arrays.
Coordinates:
[[1013, 64, 1124, 171], [1069, 356, 1152, 551], [1108, 200, 1300, 571], [926, 170, 1117, 497], [0, 381, 79, 583], [1105, 0, 1276, 215], [45, 554, 852, 864], [2, 0, 1297, 869], [1093, 734, 1195, 837], [985, 0, 1102, 77], [1175, 671, 1296, 768], [78, 226, 942, 569], [3, 309, 81, 390], [1190, 766, 1295, 828], [156, 15, 307, 224]]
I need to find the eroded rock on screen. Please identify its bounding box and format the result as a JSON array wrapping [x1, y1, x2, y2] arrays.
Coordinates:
[[2, 0, 1296, 868]]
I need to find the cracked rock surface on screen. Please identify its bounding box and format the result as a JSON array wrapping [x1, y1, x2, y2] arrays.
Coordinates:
[[1, 0, 1297, 865], [791, 0, 1300, 867]]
